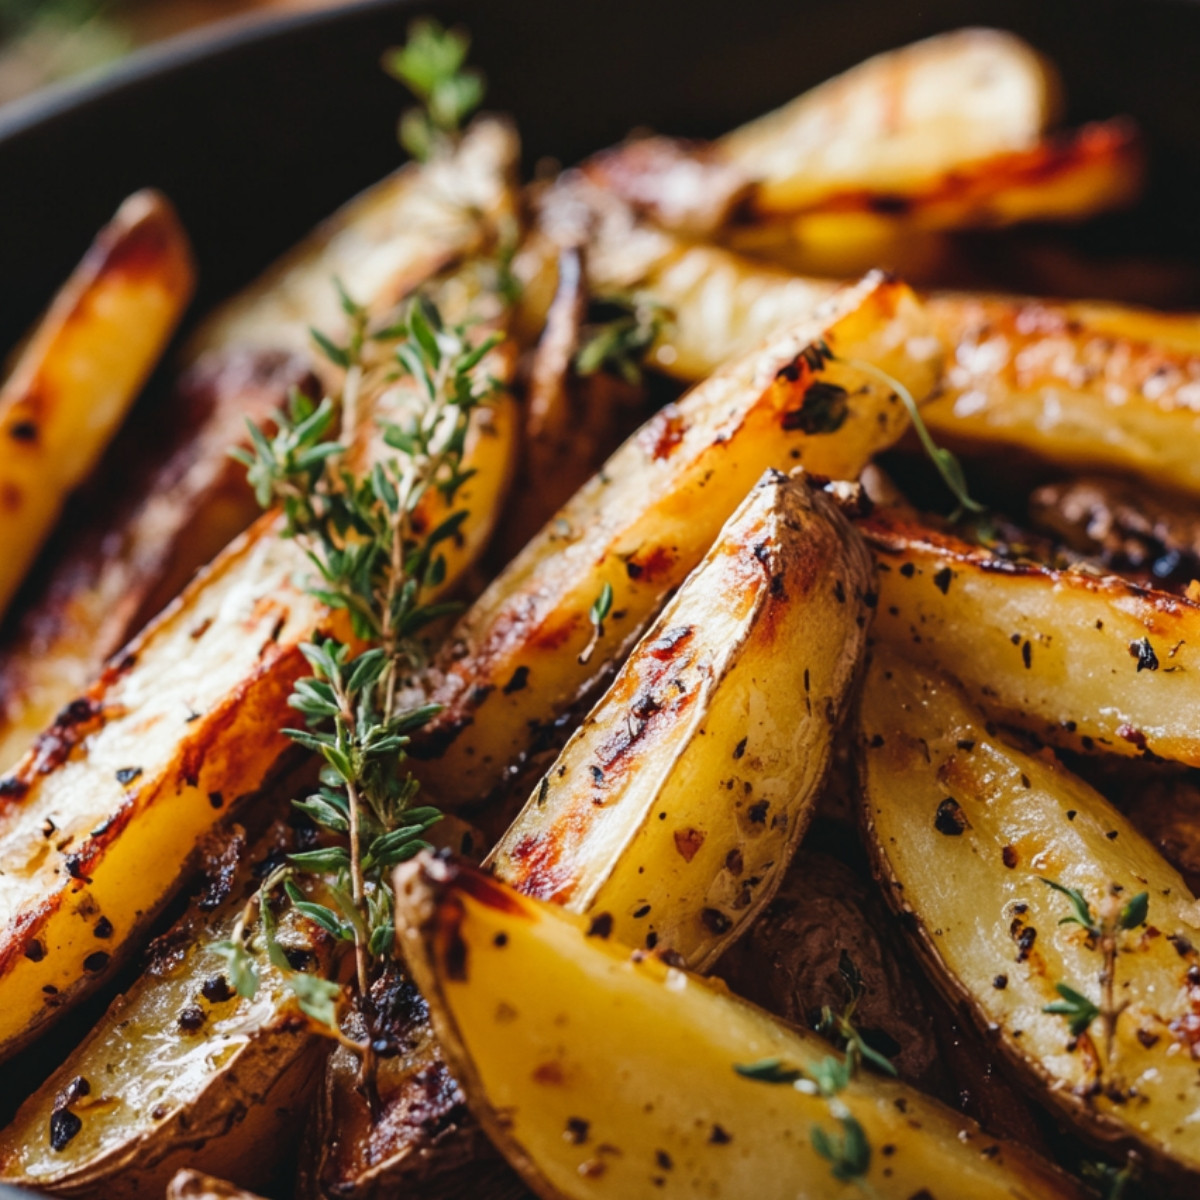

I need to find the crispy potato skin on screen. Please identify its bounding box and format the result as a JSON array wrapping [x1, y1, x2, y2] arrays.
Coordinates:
[[0, 823, 335, 1198], [924, 291, 1200, 496], [858, 649, 1200, 1186], [0, 349, 316, 772], [409, 274, 941, 810], [392, 855, 1086, 1200], [0, 191, 195, 621], [865, 507, 1200, 766], [488, 471, 873, 969]]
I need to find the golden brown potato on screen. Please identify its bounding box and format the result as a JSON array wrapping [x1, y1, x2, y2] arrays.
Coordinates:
[[859, 647, 1200, 1186], [408, 273, 941, 811], [488, 470, 873, 970], [922, 292, 1200, 498], [864, 507, 1200, 767], [0, 331, 516, 1063], [392, 853, 1087, 1200], [0, 350, 316, 772], [0, 190, 195, 621], [0, 821, 335, 1199]]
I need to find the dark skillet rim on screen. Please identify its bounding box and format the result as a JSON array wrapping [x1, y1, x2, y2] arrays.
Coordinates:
[[0, 0, 401, 145]]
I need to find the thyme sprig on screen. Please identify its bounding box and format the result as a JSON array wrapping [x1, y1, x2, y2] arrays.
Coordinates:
[[817, 950, 899, 1078], [575, 291, 671, 385], [840, 352, 983, 519], [1039, 878, 1149, 1076], [383, 17, 485, 162], [225, 283, 503, 1116], [736, 1052, 875, 1193]]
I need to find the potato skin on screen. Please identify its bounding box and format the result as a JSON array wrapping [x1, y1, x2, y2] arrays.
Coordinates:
[[858, 648, 1200, 1188]]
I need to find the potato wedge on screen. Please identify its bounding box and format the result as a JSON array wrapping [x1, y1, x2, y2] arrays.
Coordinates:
[[409, 272, 941, 810], [488, 470, 872, 969], [921, 292, 1200, 497], [0, 821, 336, 1199], [0, 331, 515, 1062], [720, 28, 1059, 215], [392, 853, 1086, 1200], [865, 507, 1200, 766], [858, 647, 1200, 1183], [0, 350, 316, 772], [185, 117, 518, 363], [0, 191, 195, 620]]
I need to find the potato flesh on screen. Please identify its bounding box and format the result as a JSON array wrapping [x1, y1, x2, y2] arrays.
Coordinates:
[[866, 510, 1200, 766], [859, 648, 1200, 1177], [0, 823, 332, 1198], [720, 29, 1057, 213], [186, 118, 518, 362], [410, 273, 941, 809], [0, 190, 195, 621], [393, 857, 1084, 1200], [489, 471, 873, 969]]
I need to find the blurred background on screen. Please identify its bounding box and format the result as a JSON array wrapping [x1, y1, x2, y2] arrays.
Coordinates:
[[0, 0, 340, 105]]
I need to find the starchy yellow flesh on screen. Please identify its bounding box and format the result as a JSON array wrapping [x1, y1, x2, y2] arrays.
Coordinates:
[[0, 190, 195, 621], [859, 649, 1200, 1178], [392, 855, 1085, 1200], [489, 471, 873, 970]]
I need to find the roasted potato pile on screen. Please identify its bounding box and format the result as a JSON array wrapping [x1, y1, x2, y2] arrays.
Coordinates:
[[5, 20, 1200, 1200]]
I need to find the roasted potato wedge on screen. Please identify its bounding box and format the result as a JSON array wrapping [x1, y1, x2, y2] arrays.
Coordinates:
[[922, 292, 1200, 497], [409, 272, 941, 810], [0, 191, 195, 621], [489, 470, 872, 969], [186, 117, 518, 363], [0, 350, 316, 772], [392, 853, 1086, 1200], [0, 333, 515, 1062], [720, 28, 1059, 216], [865, 507, 1200, 766], [859, 647, 1200, 1185], [0, 821, 336, 1199], [585, 29, 1058, 233]]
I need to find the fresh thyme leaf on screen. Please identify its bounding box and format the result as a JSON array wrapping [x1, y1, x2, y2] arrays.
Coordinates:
[[1043, 982, 1101, 1037], [1082, 1158, 1139, 1200], [1119, 891, 1149, 931], [383, 18, 485, 162], [811, 1111, 871, 1183], [1040, 877, 1098, 934], [287, 971, 343, 1029], [213, 939, 258, 999], [578, 581, 614, 665], [575, 292, 671, 385], [734, 1058, 804, 1084], [816, 950, 899, 1078]]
